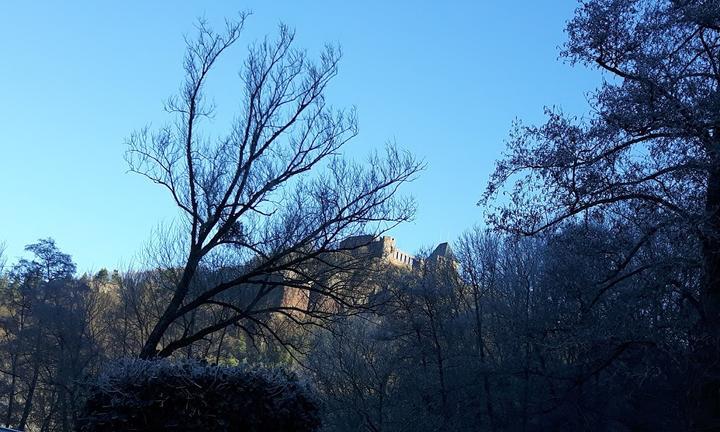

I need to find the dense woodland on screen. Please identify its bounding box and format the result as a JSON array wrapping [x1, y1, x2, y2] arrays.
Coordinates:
[[0, 227, 697, 431], [2, 0, 720, 430]]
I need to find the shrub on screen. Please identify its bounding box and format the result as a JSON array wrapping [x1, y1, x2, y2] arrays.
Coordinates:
[[76, 359, 321, 432]]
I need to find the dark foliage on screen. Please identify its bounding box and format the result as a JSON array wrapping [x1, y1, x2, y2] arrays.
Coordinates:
[[75, 359, 321, 432]]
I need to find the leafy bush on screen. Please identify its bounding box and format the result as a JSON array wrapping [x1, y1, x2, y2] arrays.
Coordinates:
[[76, 359, 321, 432]]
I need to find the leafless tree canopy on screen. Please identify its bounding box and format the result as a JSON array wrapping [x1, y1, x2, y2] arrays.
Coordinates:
[[124, 14, 422, 358]]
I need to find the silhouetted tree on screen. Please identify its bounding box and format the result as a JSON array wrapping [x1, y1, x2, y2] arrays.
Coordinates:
[[482, 0, 720, 427], [14, 238, 76, 283], [456, 228, 499, 431], [0, 239, 108, 431], [3, 239, 78, 429], [126, 15, 421, 359]]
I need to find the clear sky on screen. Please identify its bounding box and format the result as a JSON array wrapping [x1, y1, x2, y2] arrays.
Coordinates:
[[0, 1, 599, 273]]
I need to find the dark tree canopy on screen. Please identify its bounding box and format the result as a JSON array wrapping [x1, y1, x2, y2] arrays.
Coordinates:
[[482, 0, 720, 428], [14, 238, 76, 282], [485, 0, 719, 234]]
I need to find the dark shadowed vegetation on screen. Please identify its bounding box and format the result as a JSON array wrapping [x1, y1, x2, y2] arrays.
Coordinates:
[[76, 359, 320, 432]]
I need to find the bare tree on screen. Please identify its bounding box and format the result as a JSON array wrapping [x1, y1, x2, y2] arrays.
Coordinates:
[[126, 15, 421, 359], [456, 228, 499, 431], [0, 242, 7, 275]]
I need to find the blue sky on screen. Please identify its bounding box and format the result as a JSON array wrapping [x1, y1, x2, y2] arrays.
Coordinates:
[[0, 1, 599, 273]]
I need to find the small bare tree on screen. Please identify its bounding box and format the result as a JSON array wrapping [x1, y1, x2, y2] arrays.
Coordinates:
[[126, 14, 422, 359], [0, 241, 7, 274]]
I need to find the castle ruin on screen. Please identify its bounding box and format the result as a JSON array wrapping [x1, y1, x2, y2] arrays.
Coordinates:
[[266, 234, 456, 318], [338, 234, 454, 270]]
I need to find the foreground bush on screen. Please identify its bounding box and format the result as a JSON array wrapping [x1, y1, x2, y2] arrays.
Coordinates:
[[76, 359, 320, 432]]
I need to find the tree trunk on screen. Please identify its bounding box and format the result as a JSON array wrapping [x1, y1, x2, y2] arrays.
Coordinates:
[[214, 325, 228, 364], [692, 164, 720, 429], [426, 308, 449, 425], [139, 254, 200, 358], [61, 390, 71, 432], [472, 281, 496, 431], [5, 351, 18, 427], [522, 277, 532, 432], [18, 361, 40, 431]]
